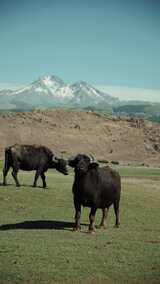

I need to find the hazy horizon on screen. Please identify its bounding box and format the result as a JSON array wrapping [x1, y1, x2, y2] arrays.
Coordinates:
[[97, 85, 160, 103]]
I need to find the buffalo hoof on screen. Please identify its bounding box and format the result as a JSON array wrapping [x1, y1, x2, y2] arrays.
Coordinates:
[[97, 224, 107, 230], [114, 224, 120, 228], [73, 226, 81, 232], [88, 229, 96, 235]]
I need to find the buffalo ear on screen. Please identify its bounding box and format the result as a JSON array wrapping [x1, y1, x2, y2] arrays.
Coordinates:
[[89, 162, 99, 169]]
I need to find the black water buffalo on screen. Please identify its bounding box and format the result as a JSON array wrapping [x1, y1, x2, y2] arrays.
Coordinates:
[[3, 144, 68, 188], [68, 154, 121, 233]]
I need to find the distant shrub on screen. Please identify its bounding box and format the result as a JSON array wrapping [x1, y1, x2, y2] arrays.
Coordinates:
[[98, 159, 109, 164], [111, 160, 119, 165]]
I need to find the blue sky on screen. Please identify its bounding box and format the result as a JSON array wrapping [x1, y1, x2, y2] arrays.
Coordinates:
[[0, 0, 160, 100]]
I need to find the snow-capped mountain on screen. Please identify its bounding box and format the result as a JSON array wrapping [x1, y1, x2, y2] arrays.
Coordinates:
[[0, 75, 119, 110], [69, 81, 117, 106]]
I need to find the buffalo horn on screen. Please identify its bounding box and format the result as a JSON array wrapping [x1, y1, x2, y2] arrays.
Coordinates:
[[52, 156, 58, 164], [89, 154, 95, 162]]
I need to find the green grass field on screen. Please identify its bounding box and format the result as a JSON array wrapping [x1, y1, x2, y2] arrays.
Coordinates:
[[0, 166, 160, 284]]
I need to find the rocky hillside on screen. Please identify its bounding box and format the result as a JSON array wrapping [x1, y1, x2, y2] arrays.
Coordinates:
[[0, 109, 160, 166]]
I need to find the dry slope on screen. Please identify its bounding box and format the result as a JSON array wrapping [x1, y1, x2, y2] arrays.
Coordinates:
[[0, 109, 160, 166]]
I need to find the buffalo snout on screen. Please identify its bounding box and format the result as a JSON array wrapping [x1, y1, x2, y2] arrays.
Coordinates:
[[56, 159, 69, 175]]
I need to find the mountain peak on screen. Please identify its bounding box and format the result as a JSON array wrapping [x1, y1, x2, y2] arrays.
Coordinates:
[[38, 75, 65, 88], [0, 74, 119, 110], [72, 80, 92, 88]]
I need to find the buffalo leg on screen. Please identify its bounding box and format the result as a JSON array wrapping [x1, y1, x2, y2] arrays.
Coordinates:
[[33, 170, 40, 187], [41, 172, 47, 188], [3, 165, 10, 186], [99, 208, 108, 229], [114, 201, 120, 227], [74, 197, 81, 231], [89, 207, 97, 233], [12, 169, 20, 187]]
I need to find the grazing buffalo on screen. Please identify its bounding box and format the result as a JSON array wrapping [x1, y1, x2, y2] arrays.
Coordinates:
[[68, 154, 121, 233], [3, 144, 68, 188]]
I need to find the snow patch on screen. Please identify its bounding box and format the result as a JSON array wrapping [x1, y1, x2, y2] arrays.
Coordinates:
[[42, 76, 55, 88], [35, 87, 49, 95], [55, 86, 74, 99], [35, 87, 43, 92], [13, 86, 31, 95]]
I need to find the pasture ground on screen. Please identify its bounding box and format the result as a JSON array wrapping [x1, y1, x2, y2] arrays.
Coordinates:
[[0, 165, 160, 284]]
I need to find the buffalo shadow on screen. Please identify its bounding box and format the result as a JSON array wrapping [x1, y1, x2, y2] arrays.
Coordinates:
[[0, 220, 87, 231], [0, 183, 46, 188]]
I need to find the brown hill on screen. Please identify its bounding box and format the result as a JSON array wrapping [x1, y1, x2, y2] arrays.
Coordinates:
[[0, 109, 160, 166]]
